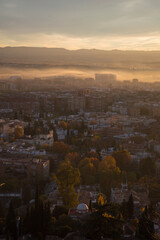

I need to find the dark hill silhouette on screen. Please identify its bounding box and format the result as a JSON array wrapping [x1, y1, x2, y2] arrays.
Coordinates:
[[1, 47, 160, 70]]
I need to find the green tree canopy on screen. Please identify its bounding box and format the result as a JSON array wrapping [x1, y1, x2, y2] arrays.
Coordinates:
[[56, 160, 80, 208], [52, 205, 68, 219], [83, 203, 123, 240], [78, 157, 97, 185], [140, 157, 156, 177], [113, 149, 131, 172]]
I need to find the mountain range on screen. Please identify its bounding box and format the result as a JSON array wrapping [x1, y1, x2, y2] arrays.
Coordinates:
[[1, 47, 160, 70]]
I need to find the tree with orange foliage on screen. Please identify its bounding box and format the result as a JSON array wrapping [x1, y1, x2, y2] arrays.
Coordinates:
[[99, 156, 116, 171], [15, 126, 24, 138], [85, 151, 99, 159], [65, 152, 80, 167], [52, 141, 72, 154], [98, 156, 125, 197], [90, 157, 99, 169], [59, 121, 67, 130]]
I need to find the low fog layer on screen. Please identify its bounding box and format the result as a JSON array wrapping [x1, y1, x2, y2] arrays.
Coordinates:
[[1, 47, 160, 81], [0, 66, 160, 82]]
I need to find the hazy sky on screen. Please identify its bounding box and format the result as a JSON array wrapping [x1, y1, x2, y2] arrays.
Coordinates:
[[0, 0, 160, 50]]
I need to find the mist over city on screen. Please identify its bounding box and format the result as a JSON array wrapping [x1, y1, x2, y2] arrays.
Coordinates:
[[1, 47, 160, 82]]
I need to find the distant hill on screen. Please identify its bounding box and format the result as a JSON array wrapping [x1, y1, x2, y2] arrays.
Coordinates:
[[1, 47, 160, 70]]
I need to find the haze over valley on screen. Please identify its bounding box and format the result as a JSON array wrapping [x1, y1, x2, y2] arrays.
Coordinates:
[[1, 47, 160, 81]]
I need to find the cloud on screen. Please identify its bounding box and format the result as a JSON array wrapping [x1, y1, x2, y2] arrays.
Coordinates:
[[1, 30, 160, 50], [0, 0, 160, 49]]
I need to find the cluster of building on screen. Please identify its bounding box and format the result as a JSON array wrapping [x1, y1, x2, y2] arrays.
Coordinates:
[[1, 74, 160, 176], [1, 73, 160, 238], [0, 154, 49, 181]]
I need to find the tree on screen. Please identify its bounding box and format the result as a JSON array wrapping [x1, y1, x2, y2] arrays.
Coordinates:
[[128, 194, 134, 219], [148, 203, 156, 221], [59, 121, 67, 130], [57, 225, 72, 238], [44, 143, 51, 152], [99, 156, 116, 171], [85, 151, 99, 159], [52, 205, 68, 219], [23, 186, 52, 239], [91, 135, 101, 148], [0, 201, 5, 235], [78, 157, 91, 169], [0, 201, 4, 218], [113, 149, 131, 172], [127, 171, 137, 183], [6, 201, 17, 240], [56, 160, 80, 208], [52, 141, 72, 154], [138, 206, 156, 240], [78, 158, 97, 185], [22, 183, 32, 204], [79, 157, 99, 169], [53, 127, 58, 141], [121, 199, 128, 219], [81, 162, 96, 184], [24, 122, 31, 136], [29, 186, 44, 235], [89, 199, 92, 212], [43, 202, 52, 237], [97, 194, 106, 206], [15, 126, 23, 138], [56, 214, 75, 230], [90, 157, 99, 169], [66, 126, 71, 144], [83, 204, 123, 240], [140, 158, 156, 177], [65, 152, 80, 168], [97, 155, 125, 197], [98, 166, 125, 198]]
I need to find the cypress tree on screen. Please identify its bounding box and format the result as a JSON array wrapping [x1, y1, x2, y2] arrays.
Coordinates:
[[128, 194, 134, 219], [121, 199, 128, 219], [89, 198, 92, 212], [138, 206, 156, 240], [6, 201, 17, 240]]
